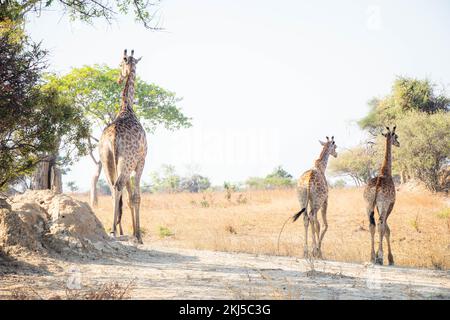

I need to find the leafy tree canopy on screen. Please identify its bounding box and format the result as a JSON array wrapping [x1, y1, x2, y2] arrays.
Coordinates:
[[45, 65, 191, 135], [0, 27, 90, 189], [246, 166, 294, 189], [329, 145, 379, 186], [149, 165, 210, 193], [358, 77, 449, 134], [393, 111, 450, 191]]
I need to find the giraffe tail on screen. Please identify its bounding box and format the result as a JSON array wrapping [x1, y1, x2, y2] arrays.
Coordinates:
[[277, 208, 306, 254], [292, 207, 306, 222]]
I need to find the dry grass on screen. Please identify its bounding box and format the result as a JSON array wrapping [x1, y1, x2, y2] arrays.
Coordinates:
[[8, 280, 135, 300], [76, 188, 450, 270]]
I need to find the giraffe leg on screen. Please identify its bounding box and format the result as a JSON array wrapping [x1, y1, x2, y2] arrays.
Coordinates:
[[367, 207, 376, 263], [309, 209, 319, 258], [376, 210, 386, 265], [318, 200, 328, 259], [117, 194, 124, 236], [313, 213, 320, 258], [133, 160, 145, 244], [125, 180, 136, 237], [118, 217, 123, 236], [303, 212, 309, 258], [385, 224, 394, 265], [385, 203, 395, 265], [111, 187, 122, 238]]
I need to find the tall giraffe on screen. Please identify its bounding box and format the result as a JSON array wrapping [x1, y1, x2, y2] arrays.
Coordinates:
[[363, 126, 400, 265], [99, 49, 148, 243], [293, 136, 337, 258]]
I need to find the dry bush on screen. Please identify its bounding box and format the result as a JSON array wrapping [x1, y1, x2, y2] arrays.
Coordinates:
[[65, 280, 135, 300], [78, 188, 450, 269]]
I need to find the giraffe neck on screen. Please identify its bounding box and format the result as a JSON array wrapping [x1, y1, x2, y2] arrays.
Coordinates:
[[120, 66, 136, 115], [380, 136, 392, 177], [315, 146, 330, 173]]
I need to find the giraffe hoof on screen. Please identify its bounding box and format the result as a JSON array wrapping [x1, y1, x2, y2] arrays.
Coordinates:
[[375, 257, 383, 265], [388, 253, 394, 265], [312, 249, 319, 258]]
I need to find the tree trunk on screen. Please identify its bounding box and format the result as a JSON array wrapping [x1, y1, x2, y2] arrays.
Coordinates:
[[88, 136, 102, 208], [31, 154, 63, 193], [51, 166, 63, 193], [90, 161, 102, 207], [401, 170, 408, 184]]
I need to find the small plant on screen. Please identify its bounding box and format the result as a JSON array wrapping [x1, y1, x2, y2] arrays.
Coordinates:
[[410, 214, 421, 233], [139, 227, 148, 237], [236, 194, 247, 205], [436, 208, 450, 219], [430, 255, 444, 270], [225, 225, 237, 234], [158, 226, 173, 238], [224, 182, 235, 201], [305, 254, 317, 278], [200, 193, 211, 208], [10, 286, 43, 300], [65, 280, 135, 300]]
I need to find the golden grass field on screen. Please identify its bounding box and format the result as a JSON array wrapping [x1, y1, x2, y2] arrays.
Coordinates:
[[75, 187, 450, 270]]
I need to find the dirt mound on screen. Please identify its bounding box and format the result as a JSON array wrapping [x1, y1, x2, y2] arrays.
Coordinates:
[[0, 190, 112, 258]]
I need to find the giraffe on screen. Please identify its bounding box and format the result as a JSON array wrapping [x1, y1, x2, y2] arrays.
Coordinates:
[[363, 126, 399, 265], [293, 136, 337, 258], [98, 49, 148, 244]]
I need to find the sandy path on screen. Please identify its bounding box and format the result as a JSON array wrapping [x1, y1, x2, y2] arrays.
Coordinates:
[[1, 242, 449, 299]]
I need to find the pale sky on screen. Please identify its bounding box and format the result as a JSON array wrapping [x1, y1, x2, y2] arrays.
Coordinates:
[[26, 0, 450, 190]]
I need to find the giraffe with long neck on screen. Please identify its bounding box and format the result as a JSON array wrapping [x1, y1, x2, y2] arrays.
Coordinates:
[[291, 136, 337, 258], [99, 49, 148, 243], [363, 126, 400, 265]]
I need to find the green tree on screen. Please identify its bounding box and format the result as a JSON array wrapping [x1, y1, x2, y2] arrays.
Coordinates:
[[97, 178, 112, 195], [150, 164, 181, 193], [329, 145, 379, 186], [245, 166, 294, 189], [331, 179, 347, 189], [264, 165, 294, 188], [266, 165, 293, 179], [66, 181, 79, 192], [45, 65, 191, 204], [359, 76, 449, 134], [393, 111, 450, 191], [0, 26, 89, 190], [179, 174, 211, 193]]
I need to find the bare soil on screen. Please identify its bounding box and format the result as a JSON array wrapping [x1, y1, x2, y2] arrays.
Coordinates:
[[1, 239, 449, 299]]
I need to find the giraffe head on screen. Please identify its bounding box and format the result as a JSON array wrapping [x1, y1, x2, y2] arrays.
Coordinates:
[[117, 49, 142, 84], [382, 126, 400, 147], [319, 136, 338, 158]]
